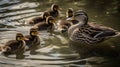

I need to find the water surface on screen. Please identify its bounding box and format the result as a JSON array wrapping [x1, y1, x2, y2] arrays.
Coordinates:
[[0, 0, 120, 67]]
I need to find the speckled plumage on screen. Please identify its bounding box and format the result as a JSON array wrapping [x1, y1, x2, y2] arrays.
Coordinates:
[[68, 10, 118, 45]]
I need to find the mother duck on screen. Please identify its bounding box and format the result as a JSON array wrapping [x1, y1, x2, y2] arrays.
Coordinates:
[[67, 10, 120, 58]]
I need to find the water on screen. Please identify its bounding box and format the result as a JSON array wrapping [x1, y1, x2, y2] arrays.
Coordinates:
[[0, 0, 120, 67]]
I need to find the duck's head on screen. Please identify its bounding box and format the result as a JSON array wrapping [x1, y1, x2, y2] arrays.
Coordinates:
[[30, 28, 39, 37], [67, 10, 88, 25], [66, 8, 74, 18], [51, 4, 62, 11], [46, 16, 56, 25], [42, 12, 50, 19], [16, 33, 27, 41]]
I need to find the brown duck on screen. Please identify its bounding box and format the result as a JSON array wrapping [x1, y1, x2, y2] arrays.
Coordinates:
[[57, 8, 78, 33], [25, 28, 40, 55], [0, 33, 28, 59], [46, 4, 62, 18], [68, 10, 120, 58], [33, 16, 56, 35], [28, 12, 50, 25]]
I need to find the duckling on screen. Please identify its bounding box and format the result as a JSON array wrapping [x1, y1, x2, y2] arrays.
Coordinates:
[[25, 28, 40, 55], [66, 8, 74, 18], [57, 20, 72, 33], [28, 12, 50, 25], [1, 33, 27, 59], [66, 8, 79, 24], [57, 8, 78, 33], [68, 10, 120, 58], [46, 4, 62, 18], [33, 16, 56, 35]]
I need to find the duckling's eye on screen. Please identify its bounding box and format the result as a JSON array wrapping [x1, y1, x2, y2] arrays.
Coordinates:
[[17, 37, 22, 40], [31, 31, 37, 35]]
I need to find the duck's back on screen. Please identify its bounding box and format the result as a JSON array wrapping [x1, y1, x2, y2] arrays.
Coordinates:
[[88, 22, 117, 37], [5, 40, 23, 51], [89, 22, 117, 32], [33, 22, 49, 30], [69, 22, 117, 44], [28, 16, 45, 24]]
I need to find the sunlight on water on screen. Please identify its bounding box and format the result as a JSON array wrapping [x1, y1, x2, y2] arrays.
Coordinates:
[[0, 0, 120, 67]]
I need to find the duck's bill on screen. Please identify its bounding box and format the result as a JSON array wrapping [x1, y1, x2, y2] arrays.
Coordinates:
[[23, 37, 29, 40], [35, 31, 41, 35]]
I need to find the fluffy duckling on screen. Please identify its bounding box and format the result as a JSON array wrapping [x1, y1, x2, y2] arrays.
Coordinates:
[[57, 8, 78, 33], [46, 4, 62, 18], [57, 20, 72, 33], [28, 12, 50, 25], [1, 33, 27, 59], [66, 8, 79, 24], [68, 10, 120, 58], [66, 8, 73, 18], [33, 16, 56, 35], [25, 28, 40, 55]]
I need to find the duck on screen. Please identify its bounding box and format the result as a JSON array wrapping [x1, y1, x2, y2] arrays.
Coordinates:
[[46, 4, 62, 18], [57, 8, 78, 33], [0, 33, 28, 59], [68, 10, 120, 58], [66, 8, 74, 18], [28, 11, 50, 25], [33, 16, 56, 35], [66, 8, 79, 24], [25, 28, 40, 55]]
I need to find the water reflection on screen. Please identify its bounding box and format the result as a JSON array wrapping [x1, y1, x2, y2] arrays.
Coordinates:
[[0, 0, 120, 67]]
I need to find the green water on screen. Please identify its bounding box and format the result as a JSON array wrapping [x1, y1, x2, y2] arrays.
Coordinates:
[[0, 0, 120, 67]]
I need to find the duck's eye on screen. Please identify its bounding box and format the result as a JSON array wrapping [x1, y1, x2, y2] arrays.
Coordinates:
[[31, 31, 38, 36], [17, 37, 22, 41], [31, 32, 35, 35]]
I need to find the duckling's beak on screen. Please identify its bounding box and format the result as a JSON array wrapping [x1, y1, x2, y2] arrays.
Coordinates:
[[23, 37, 29, 40], [36, 31, 40, 35]]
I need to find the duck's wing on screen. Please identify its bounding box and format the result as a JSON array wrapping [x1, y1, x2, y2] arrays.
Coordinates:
[[28, 16, 43, 24], [25, 35, 32, 47], [33, 22, 48, 30], [70, 28, 104, 44], [88, 22, 117, 38], [5, 40, 21, 51]]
